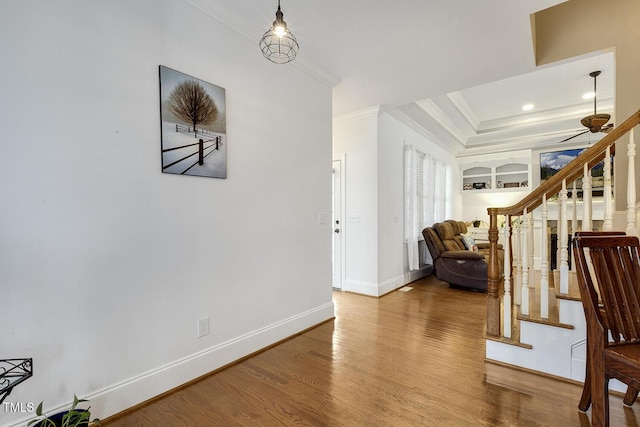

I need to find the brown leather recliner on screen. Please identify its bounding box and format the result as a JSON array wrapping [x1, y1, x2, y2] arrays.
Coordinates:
[[422, 220, 503, 292]]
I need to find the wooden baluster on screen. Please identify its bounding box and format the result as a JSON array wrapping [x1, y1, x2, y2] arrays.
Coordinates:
[[556, 196, 561, 274], [559, 179, 569, 294], [541, 195, 549, 319], [503, 217, 512, 338], [603, 145, 613, 231], [571, 181, 577, 272], [486, 209, 500, 337], [582, 162, 592, 232], [627, 127, 638, 236], [514, 216, 522, 306], [528, 210, 535, 289], [521, 208, 530, 316]]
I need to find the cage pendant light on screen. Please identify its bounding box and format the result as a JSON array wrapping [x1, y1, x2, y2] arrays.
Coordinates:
[[259, 0, 299, 64]]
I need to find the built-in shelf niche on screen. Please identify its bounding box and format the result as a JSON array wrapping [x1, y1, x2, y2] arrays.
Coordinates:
[[462, 161, 529, 191]]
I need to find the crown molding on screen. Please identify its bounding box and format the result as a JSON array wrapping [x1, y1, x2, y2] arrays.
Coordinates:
[[385, 106, 466, 154], [333, 106, 381, 123], [447, 91, 480, 130], [415, 99, 468, 145], [476, 98, 614, 133]]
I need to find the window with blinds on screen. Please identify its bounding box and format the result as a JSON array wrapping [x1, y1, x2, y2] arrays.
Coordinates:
[[405, 144, 451, 270], [415, 151, 426, 231], [415, 150, 451, 233]]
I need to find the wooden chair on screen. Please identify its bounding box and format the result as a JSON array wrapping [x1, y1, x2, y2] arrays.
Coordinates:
[[573, 231, 639, 413], [573, 233, 640, 426]]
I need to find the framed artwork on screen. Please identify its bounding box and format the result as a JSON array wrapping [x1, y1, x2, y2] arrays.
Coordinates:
[[540, 148, 584, 184], [159, 65, 227, 178], [540, 148, 611, 197]]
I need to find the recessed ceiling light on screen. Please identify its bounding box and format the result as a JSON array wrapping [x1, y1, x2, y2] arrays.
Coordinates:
[[582, 92, 595, 100], [522, 104, 534, 111]]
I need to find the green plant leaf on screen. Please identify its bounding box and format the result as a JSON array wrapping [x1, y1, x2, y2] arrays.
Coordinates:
[[28, 395, 99, 427]]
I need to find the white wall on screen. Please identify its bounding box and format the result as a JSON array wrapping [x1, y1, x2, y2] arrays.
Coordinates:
[[332, 108, 380, 295], [378, 113, 459, 285], [377, 114, 405, 290], [332, 108, 458, 297], [0, 1, 333, 425]]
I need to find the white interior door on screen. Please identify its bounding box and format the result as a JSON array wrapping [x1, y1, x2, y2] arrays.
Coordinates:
[[332, 160, 343, 290]]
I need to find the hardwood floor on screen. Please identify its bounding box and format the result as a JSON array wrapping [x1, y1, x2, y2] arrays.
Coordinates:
[[103, 275, 640, 426]]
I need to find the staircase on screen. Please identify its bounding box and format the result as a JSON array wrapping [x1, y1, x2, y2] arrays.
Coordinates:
[[484, 109, 640, 390], [486, 270, 634, 393], [486, 271, 587, 381]]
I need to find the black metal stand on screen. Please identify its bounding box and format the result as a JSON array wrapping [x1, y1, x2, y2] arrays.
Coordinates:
[[0, 358, 33, 404]]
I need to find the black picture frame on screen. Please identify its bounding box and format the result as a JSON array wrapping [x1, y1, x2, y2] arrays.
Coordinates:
[[159, 65, 227, 178], [540, 148, 612, 197]]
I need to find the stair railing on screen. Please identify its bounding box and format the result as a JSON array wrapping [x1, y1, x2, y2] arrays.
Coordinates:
[[486, 109, 640, 338]]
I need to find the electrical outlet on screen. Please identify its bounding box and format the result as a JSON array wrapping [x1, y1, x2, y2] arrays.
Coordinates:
[[197, 317, 209, 338]]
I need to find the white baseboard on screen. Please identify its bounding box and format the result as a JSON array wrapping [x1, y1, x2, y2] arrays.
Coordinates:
[[343, 280, 377, 296], [404, 266, 431, 285], [344, 278, 402, 297], [378, 275, 405, 296], [2, 302, 334, 427], [343, 271, 428, 297]]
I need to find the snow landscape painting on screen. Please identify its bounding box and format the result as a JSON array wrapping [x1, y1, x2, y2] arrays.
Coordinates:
[[159, 65, 227, 178]]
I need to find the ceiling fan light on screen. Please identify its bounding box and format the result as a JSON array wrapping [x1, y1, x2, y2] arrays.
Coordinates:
[[581, 113, 611, 132], [579, 71, 612, 133]]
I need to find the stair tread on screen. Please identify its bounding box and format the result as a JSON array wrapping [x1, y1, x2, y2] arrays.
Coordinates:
[[553, 269, 582, 301], [485, 334, 533, 349], [500, 268, 581, 348]]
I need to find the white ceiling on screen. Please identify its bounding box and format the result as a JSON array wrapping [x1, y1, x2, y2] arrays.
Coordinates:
[[186, 0, 615, 155], [397, 51, 615, 157]]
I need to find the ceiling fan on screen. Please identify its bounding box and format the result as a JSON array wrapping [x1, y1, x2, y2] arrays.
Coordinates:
[[559, 70, 613, 143]]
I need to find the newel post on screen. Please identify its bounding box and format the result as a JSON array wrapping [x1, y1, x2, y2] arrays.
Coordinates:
[[486, 208, 501, 337]]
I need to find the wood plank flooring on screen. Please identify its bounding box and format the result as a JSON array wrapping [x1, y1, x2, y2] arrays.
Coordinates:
[[103, 275, 640, 426]]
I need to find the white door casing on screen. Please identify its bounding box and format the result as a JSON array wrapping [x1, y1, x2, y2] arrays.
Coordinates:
[[332, 159, 343, 289]]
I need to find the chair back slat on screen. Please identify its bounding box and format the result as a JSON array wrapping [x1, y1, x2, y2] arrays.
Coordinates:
[[619, 245, 640, 338], [574, 235, 640, 344]]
